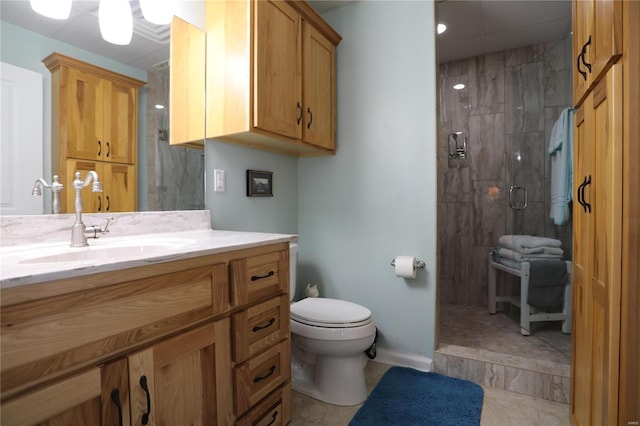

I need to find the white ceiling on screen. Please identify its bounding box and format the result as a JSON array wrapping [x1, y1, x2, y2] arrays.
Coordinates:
[[0, 0, 572, 72]]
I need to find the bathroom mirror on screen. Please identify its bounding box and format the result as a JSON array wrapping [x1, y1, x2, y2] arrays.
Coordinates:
[[0, 0, 206, 215]]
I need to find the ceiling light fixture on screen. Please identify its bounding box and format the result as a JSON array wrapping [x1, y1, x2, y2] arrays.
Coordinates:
[[453, 83, 465, 90], [139, 0, 176, 25], [99, 0, 133, 45], [437, 23, 447, 35], [29, 0, 72, 20], [155, 104, 165, 110]]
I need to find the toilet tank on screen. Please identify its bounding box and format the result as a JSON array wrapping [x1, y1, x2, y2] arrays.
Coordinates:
[[290, 243, 298, 301]]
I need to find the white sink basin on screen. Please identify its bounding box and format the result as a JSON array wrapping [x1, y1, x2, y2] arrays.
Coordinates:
[[16, 237, 194, 265]]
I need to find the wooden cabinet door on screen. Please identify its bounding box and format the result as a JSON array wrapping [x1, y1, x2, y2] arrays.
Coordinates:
[[127, 320, 233, 426], [571, 64, 623, 426], [254, 0, 301, 140], [1, 369, 103, 426], [101, 358, 131, 426], [103, 80, 137, 164], [64, 68, 104, 161], [170, 16, 206, 147], [102, 163, 136, 213], [302, 20, 335, 150], [572, 0, 622, 107], [65, 160, 136, 213], [570, 96, 593, 426], [65, 159, 102, 214]]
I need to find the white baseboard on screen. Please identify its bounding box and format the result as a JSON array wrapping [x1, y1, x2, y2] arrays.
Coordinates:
[[372, 348, 433, 372]]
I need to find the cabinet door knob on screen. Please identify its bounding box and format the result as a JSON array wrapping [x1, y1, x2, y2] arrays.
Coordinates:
[[98, 140, 102, 156], [307, 107, 313, 129], [252, 317, 276, 332], [110, 389, 124, 426], [577, 176, 587, 211], [265, 411, 278, 426], [251, 271, 275, 281], [98, 195, 102, 212], [297, 102, 303, 125], [582, 174, 592, 213], [577, 52, 587, 81], [139, 375, 152, 425], [106, 141, 111, 158], [580, 35, 592, 73], [106, 195, 110, 212], [253, 365, 276, 383]]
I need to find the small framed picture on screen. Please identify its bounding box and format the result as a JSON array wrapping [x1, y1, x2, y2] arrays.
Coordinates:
[[246, 170, 273, 197]]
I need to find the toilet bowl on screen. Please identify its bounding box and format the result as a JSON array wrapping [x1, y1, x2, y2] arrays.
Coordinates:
[[289, 244, 376, 406]]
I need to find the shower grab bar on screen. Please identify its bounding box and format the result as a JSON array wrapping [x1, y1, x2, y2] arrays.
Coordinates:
[[509, 185, 527, 210]]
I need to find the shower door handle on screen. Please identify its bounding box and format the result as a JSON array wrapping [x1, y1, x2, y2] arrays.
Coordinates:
[[509, 185, 527, 210]]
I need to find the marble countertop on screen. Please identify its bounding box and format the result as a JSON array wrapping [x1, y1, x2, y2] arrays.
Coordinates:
[[0, 211, 296, 289]]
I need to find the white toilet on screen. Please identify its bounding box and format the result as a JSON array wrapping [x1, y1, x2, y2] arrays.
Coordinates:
[[289, 243, 377, 406]]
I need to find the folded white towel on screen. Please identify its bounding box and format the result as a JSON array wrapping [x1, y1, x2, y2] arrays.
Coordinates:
[[498, 248, 563, 263], [498, 235, 562, 251], [506, 246, 564, 255]]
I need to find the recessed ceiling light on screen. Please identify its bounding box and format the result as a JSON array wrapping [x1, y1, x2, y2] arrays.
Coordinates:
[[155, 104, 165, 109], [437, 23, 447, 35], [453, 83, 465, 90]]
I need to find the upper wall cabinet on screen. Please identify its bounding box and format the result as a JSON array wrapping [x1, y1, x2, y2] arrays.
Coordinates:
[[572, 0, 622, 107], [170, 0, 342, 156]]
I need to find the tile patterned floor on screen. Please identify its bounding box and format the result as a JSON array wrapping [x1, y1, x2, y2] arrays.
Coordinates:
[[290, 303, 571, 425], [290, 361, 570, 425]]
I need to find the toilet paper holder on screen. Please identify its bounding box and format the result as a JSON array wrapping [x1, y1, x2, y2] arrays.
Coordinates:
[[390, 258, 425, 269]]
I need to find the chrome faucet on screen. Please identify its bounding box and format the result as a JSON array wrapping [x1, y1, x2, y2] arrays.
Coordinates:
[[32, 175, 64, 214], [70, 171, 111, 247]]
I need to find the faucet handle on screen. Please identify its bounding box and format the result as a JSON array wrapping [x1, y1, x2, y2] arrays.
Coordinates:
[[102, 216, 114, 233], [84, 216, 114, 240]]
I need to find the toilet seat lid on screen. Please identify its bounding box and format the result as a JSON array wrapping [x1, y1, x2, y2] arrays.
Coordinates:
[[291, 298, 372, 327]]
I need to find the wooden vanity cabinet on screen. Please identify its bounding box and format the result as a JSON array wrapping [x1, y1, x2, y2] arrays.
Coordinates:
[[44, 53, 145, 213], [0, 242, 291, 425], [170, 0, 341, 156]]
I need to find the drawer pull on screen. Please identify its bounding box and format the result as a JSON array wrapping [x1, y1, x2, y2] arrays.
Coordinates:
[[140, 375, 152, 425], [252, 317, 276, 332], [110, 389, 124, 426], [253, 365, 276, 383], [251, 271, 275, 281], [265, 410, 278, 426]]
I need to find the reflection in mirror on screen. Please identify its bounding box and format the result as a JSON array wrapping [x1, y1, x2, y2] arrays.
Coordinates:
[[0, 0, 205, 215]]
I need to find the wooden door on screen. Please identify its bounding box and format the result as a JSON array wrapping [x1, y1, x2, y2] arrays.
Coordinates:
[[571, 64, 623, 426], [127, 320, 233, 426], [170, 16, 206, 147], [302, 20, 335, 150], [571, 99, 593, 426], [65, 159, 102, 214], [254, 0, 301, 140], [102, 163, 136, 213], [64, 68, 104, 161], [1, 369, 103, 426], [103, 80, 137, 164], [572, 0, 593, 106], [592, 0, 622, 85], [101, 358, 131, 426], [587, 64, 622, 426]]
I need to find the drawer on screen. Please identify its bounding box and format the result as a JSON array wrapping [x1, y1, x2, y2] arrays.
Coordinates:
[[1, 263, 229, 395], [231, 250, 289, 306], [236, 382, 291, 426], [233, 294, 290, 363], [234, 339, 291, 416]]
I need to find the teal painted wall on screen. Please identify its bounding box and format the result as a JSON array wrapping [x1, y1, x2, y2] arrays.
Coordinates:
[[297, 1, 438, 357], [0, 22, 149, 209]]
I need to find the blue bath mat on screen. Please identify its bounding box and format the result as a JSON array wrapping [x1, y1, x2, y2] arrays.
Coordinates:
[[349, 367, 483, 426]]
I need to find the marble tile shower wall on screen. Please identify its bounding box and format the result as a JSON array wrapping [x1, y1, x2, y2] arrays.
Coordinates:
[[145, 72, 205, 212], [437, 37, 573, 307]]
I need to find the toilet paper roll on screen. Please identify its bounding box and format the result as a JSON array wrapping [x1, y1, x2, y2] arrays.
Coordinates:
[[394, 256, 417, 279]]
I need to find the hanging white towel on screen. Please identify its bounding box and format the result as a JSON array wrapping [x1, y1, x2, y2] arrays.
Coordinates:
[[549, 108, 574, 225]]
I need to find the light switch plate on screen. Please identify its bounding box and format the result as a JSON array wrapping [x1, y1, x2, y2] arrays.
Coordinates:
[[214, 169, 225, 192]]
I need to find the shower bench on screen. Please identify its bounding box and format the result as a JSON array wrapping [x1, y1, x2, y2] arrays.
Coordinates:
[[487, 253, 572, 336]]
